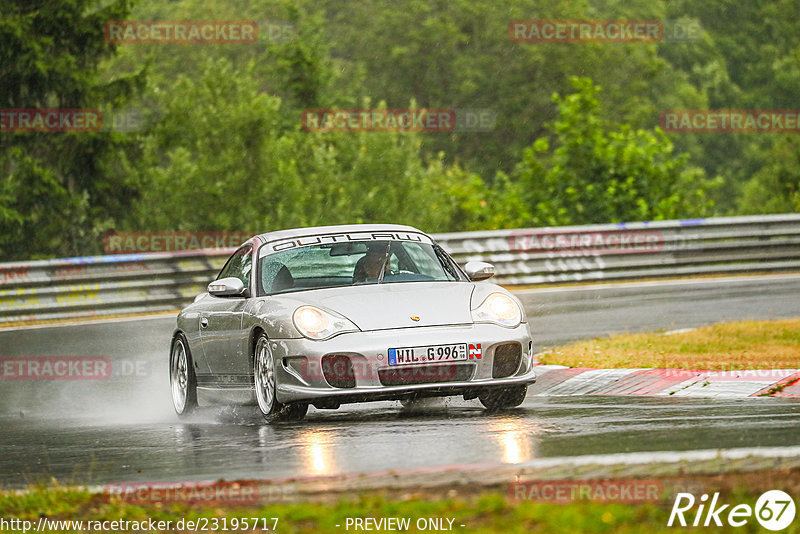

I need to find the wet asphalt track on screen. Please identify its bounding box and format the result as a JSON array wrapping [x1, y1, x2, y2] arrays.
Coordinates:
[[0, 274, 799, 489]]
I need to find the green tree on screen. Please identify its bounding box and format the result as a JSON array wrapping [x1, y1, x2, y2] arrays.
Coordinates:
[[125, 58, 495, 235], [737, 135, 800, 214], [0, 0, 142, 260], [321, 0, 707, 182], [512, 77, 717, 226], [660, 0, 800, 214]]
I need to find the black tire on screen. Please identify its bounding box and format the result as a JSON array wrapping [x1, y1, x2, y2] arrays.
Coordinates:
[[277, 403, 309, 422], [479, 385, 528, 411], [170, 333, 198, 417], [253, 333, 308, 423]]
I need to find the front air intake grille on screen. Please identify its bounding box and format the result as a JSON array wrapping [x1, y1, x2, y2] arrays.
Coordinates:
[[321, 354, 356, 388], [492, 342, 522, 378], [378, 363, 474, 386]]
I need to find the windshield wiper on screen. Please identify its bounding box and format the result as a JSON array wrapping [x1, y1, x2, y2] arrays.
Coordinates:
[[376, 242, 391, 284], [434, 245, 460, 280]]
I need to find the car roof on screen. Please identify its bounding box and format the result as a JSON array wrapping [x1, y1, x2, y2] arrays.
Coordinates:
[[252, 223, 428, 245]]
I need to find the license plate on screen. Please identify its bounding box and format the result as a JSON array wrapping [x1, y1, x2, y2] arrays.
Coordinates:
[[387, 343, 468, 366]]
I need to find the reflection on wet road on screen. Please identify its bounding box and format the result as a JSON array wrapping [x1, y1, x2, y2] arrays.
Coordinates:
[[2, 396, 799, 489]]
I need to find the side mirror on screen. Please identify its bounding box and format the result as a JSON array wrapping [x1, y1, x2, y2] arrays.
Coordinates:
[[463, 261, 495, 281], [208, 277, 249, 297]]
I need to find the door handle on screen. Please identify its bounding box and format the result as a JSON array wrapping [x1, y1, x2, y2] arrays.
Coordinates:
[[200, 317, 209, 328]]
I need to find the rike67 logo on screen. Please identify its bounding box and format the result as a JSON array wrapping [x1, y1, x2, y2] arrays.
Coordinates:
[[668, 490, 796, 531]]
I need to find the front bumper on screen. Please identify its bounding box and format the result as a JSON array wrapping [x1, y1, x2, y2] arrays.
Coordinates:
[[269, 322, 536, 404]]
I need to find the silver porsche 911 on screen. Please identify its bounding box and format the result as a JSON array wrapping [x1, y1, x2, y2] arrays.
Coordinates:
[[169, 224, 536, 422]]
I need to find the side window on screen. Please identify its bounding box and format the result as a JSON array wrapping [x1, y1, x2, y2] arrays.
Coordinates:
[[217, 245, 252, 289], [240, 250, 252, 289]]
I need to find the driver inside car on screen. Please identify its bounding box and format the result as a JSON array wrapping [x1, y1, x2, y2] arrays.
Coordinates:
[[353, 247, 392, 283]]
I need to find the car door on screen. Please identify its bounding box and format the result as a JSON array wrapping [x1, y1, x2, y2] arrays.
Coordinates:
[[198, 244, 253, 384]]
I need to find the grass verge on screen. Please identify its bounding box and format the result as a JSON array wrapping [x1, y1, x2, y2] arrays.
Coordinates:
[[2, 470, 799, 534], [539, 318, 800, 370]]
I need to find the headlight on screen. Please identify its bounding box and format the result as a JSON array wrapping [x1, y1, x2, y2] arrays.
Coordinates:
[[292, 305, 359, 341], [471, 292, 522, 327]]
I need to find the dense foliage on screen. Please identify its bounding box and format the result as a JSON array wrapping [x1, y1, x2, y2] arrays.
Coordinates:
[[1, 0, 798, 260]]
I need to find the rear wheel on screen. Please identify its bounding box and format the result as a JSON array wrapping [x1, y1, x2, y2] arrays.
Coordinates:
[[254, 333, 308, 423], [170, 334, 198, 417], [479, 385, 527, 411]]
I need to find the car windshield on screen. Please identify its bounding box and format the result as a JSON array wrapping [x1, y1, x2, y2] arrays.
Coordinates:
[[258, 240, 463, 295]]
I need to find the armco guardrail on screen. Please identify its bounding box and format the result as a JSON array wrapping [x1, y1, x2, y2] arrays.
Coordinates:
[[0, 250, 231, 324], [2, 214, 800, 324], [435, 213, 800, 285]]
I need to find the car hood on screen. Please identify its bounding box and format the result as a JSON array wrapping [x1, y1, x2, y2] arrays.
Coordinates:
[[289, 282, 475, 331]]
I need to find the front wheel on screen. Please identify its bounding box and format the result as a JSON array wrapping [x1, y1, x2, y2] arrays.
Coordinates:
[[254, 333, 308, 423], [170, 334, 198, 417], [479, 385, 528, 411]]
